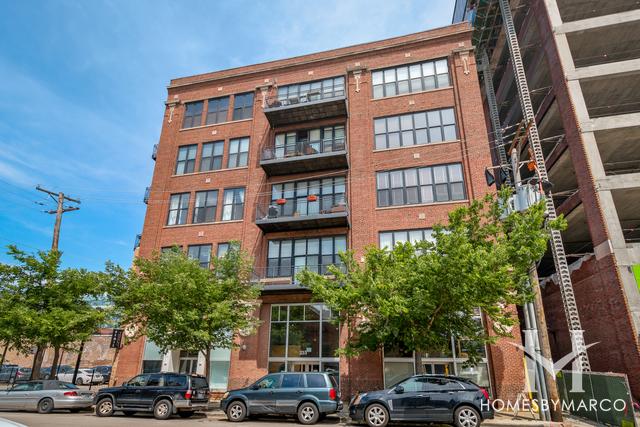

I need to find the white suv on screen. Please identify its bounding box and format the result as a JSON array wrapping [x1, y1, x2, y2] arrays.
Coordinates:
[[55, 366, 104, 385]]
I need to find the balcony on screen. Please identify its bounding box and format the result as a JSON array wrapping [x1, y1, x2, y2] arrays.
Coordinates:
[[253, 264, 346, 293], [255, 195, 349, 232], [263, 92, 347, 127], [260, 137, 348, 176], [143, 187, 150, 204], [152, 144, 158, 161], [133, 234, 141, 251]]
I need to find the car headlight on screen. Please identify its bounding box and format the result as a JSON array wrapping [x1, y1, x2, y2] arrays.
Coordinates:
[[353, 393, 367, 405], [222, 392, 229, 400]]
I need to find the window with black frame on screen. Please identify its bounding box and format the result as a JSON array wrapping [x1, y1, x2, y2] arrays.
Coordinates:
[[175, 145, 198, 175], [233, 92, 254, 120], [371, 58, 450, 99], [271, 125, 345, 160], [193, 190, 218, 223], [376, 163, 465, 207], [267, 235, 346, 278], [167, 193, 190, 225], [206, 96, 229, 125], [222, 188, 245, 221], [200, 141, 224, 172], [188, 244, 212, 268], [182, 101, 203, 128], [276, 76, 345, 105], [268, 177, 346, 219], [227, 137, 249, 168], [374, 108, 457, 150], [379, 228, 435, 249]]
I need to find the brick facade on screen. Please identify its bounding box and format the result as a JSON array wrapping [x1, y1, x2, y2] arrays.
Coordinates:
[[115, 22, 525, 400]]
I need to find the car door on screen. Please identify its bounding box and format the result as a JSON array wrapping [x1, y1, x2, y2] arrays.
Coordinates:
[[388, 377, 430, 421], [274, 373, 304, 414], [422, 378, 462, 422], [140, 374, 164, 408], [21, 381, 46, 410], [245, 374, 281, 414], [117, 374, 149, 408], [0, 382, 36, 410]]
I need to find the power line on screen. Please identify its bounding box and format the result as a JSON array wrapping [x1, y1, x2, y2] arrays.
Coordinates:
[[35, 185, 81, 251]]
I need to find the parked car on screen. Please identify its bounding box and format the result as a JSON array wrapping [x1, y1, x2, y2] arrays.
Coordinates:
[[220, 372, 342, 425], [0, 380, 94, 413], [349, 375, 493, 427], [39, 367, 52, 380], [53, 366, 103, 385], [0, 366, 19, 384], [13, 369, 31, 383], [93, 366, 111, 384], [93, 372, 209, 420]]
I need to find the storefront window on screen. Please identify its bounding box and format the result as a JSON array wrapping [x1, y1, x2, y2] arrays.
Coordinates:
[[209, 348, 231, 390], [142, 340, 163, 373], [268, 303, 339, 375]]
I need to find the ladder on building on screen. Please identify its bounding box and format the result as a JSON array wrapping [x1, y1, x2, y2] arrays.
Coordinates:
[[497, 0, 590, 371]]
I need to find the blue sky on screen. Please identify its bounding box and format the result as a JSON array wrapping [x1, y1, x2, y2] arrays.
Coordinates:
[[0, 0, 454, 270]]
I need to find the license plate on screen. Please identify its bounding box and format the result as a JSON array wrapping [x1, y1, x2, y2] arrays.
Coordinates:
[[196, 392, 205, 398]]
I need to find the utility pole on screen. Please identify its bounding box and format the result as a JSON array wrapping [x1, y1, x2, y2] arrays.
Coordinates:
[[30, 185, 81, 380]]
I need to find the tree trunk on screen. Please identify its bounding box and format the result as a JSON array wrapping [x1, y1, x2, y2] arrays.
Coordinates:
[[0, 343, 8, 366], [31, 346, 45, 380], [204, 347, 211, 384], [50, 346, 61, 379], [413, 351, 425, 374]]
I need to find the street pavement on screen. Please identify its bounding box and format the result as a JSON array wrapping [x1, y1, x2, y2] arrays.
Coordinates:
[[0, 410, 597, 427]]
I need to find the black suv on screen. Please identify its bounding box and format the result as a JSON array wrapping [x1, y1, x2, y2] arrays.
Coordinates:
[[349, 375, 493, 427], [221, 372, 342, 424], [94, 372, 209, 420]]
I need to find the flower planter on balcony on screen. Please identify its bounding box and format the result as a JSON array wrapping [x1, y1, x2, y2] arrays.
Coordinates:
[[307, 194, 318, 202], [276, 198, 287, 205]]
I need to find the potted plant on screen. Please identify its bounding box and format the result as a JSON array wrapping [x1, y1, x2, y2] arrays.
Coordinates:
[[307, 194, 318, 202], [276, 198, 287, 205]]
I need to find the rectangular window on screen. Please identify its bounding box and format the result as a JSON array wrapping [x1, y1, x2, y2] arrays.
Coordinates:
[[276, 76, 345, 105], [232, 92, 254, 120], [193, 190, 218, 223], [222, 188, 245, 221], [374, 107, 457, 150], [379, 229, 435, 249], [371, 58, 450, 99], [271, 125, 345, 160], [267, 236, 346, 278], [175, 145, 198, 175], [267, 177, 346, 219], [227, 137, 249, 168], [206, 96, 229, 125], [182, 101, 203, 128], [167, 193, 190, 225], [376, 163, 465, 207], [188, 244, 212, 268], [200, 141, 224, 172]]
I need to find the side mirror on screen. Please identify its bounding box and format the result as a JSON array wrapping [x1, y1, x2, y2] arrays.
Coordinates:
[[394, 385, 404, 394], [122, 381, 128, 387]]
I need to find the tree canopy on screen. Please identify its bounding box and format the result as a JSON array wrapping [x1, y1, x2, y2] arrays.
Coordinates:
[[298, 191, 564, 370]]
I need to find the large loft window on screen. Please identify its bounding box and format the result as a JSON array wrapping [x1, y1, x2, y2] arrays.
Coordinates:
[[372, 58, 450, 99], [193, 190, 218, 223], [167, 193, 190, 225], [374, 108, 457, 150], [270, 177, 346, 218], [187, 244, 212, 268], [222, 188, 245, 221], [206, 96, 229, 125], [233, 92, 254, 120], [175, 145, 198, 175], [182, 101, 204, 128], [379, 228, 435, 249], [376, 163, 466, 207], [200, 141, 224, 172], [227, 137, 249, 168], [267, 235, 346, 278], [268, 303, 339, 374], [276, 76, 345, 105]]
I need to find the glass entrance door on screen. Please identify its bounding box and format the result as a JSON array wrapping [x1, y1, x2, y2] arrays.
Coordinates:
[[179, 350, 199, 374], [288, 362, 320, 372]]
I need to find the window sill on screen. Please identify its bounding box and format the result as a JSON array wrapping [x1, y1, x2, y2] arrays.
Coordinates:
[[376, 199, 469, 211], [164, 219, 244, 229], [179, 117, 253, 131], [370, 85, 453, 102], [172, 166, 249, 178], [373, 139, 460, 153]]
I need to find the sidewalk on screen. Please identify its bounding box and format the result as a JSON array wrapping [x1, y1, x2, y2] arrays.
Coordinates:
[[485, 412, 598, 426]]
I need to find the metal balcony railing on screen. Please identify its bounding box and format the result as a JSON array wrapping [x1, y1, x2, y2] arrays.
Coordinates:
[[261, 137, 346, 161], [255, 194, 348, 232], [133, 234, 141, 251], [251, 263, 347, 281], [265, 89, 344, 109], [143, 187, 151, 204], [152, 144, 158, 161]]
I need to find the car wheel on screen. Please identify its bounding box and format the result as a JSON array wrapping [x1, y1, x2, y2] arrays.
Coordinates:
[[96, 398, 114, 417], [37, 398, 54, 414], [297, 402, 320, 425], [455, 406, 481, 427], [153, 399, 173, 420], [123, 410, 137, 416], [226, 400, 247, 422], [178, 411, 195, 418], [365, 403, 389, 427], [75, 378, 84, 385]]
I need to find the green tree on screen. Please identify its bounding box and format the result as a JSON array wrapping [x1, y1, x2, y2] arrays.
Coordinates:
[[298, 192, 564, 373], [0, 246, 107, 379], [112, 244, 261, 382]]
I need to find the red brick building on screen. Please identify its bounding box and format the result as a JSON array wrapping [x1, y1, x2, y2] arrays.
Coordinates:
[[114, 22, 524, 400]]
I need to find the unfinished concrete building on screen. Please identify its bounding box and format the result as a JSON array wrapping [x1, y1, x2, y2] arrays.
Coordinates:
[[453, 0, 640, 396]]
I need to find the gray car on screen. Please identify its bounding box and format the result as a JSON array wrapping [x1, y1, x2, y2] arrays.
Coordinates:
[[0, 380, 94, 413]]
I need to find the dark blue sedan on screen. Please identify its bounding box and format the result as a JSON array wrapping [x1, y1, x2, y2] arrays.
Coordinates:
[[349, 375, 492, 427]]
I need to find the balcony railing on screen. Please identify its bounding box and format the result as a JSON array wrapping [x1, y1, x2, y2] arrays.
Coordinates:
[[263, 92, 348, 127], [255, 195, 349, 232], [152, 144, 158, 161], [250, 264, 347, 292], [133, 233, 141, 251], [143, 187, 150, 204], [260, 138, 348, 175]]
